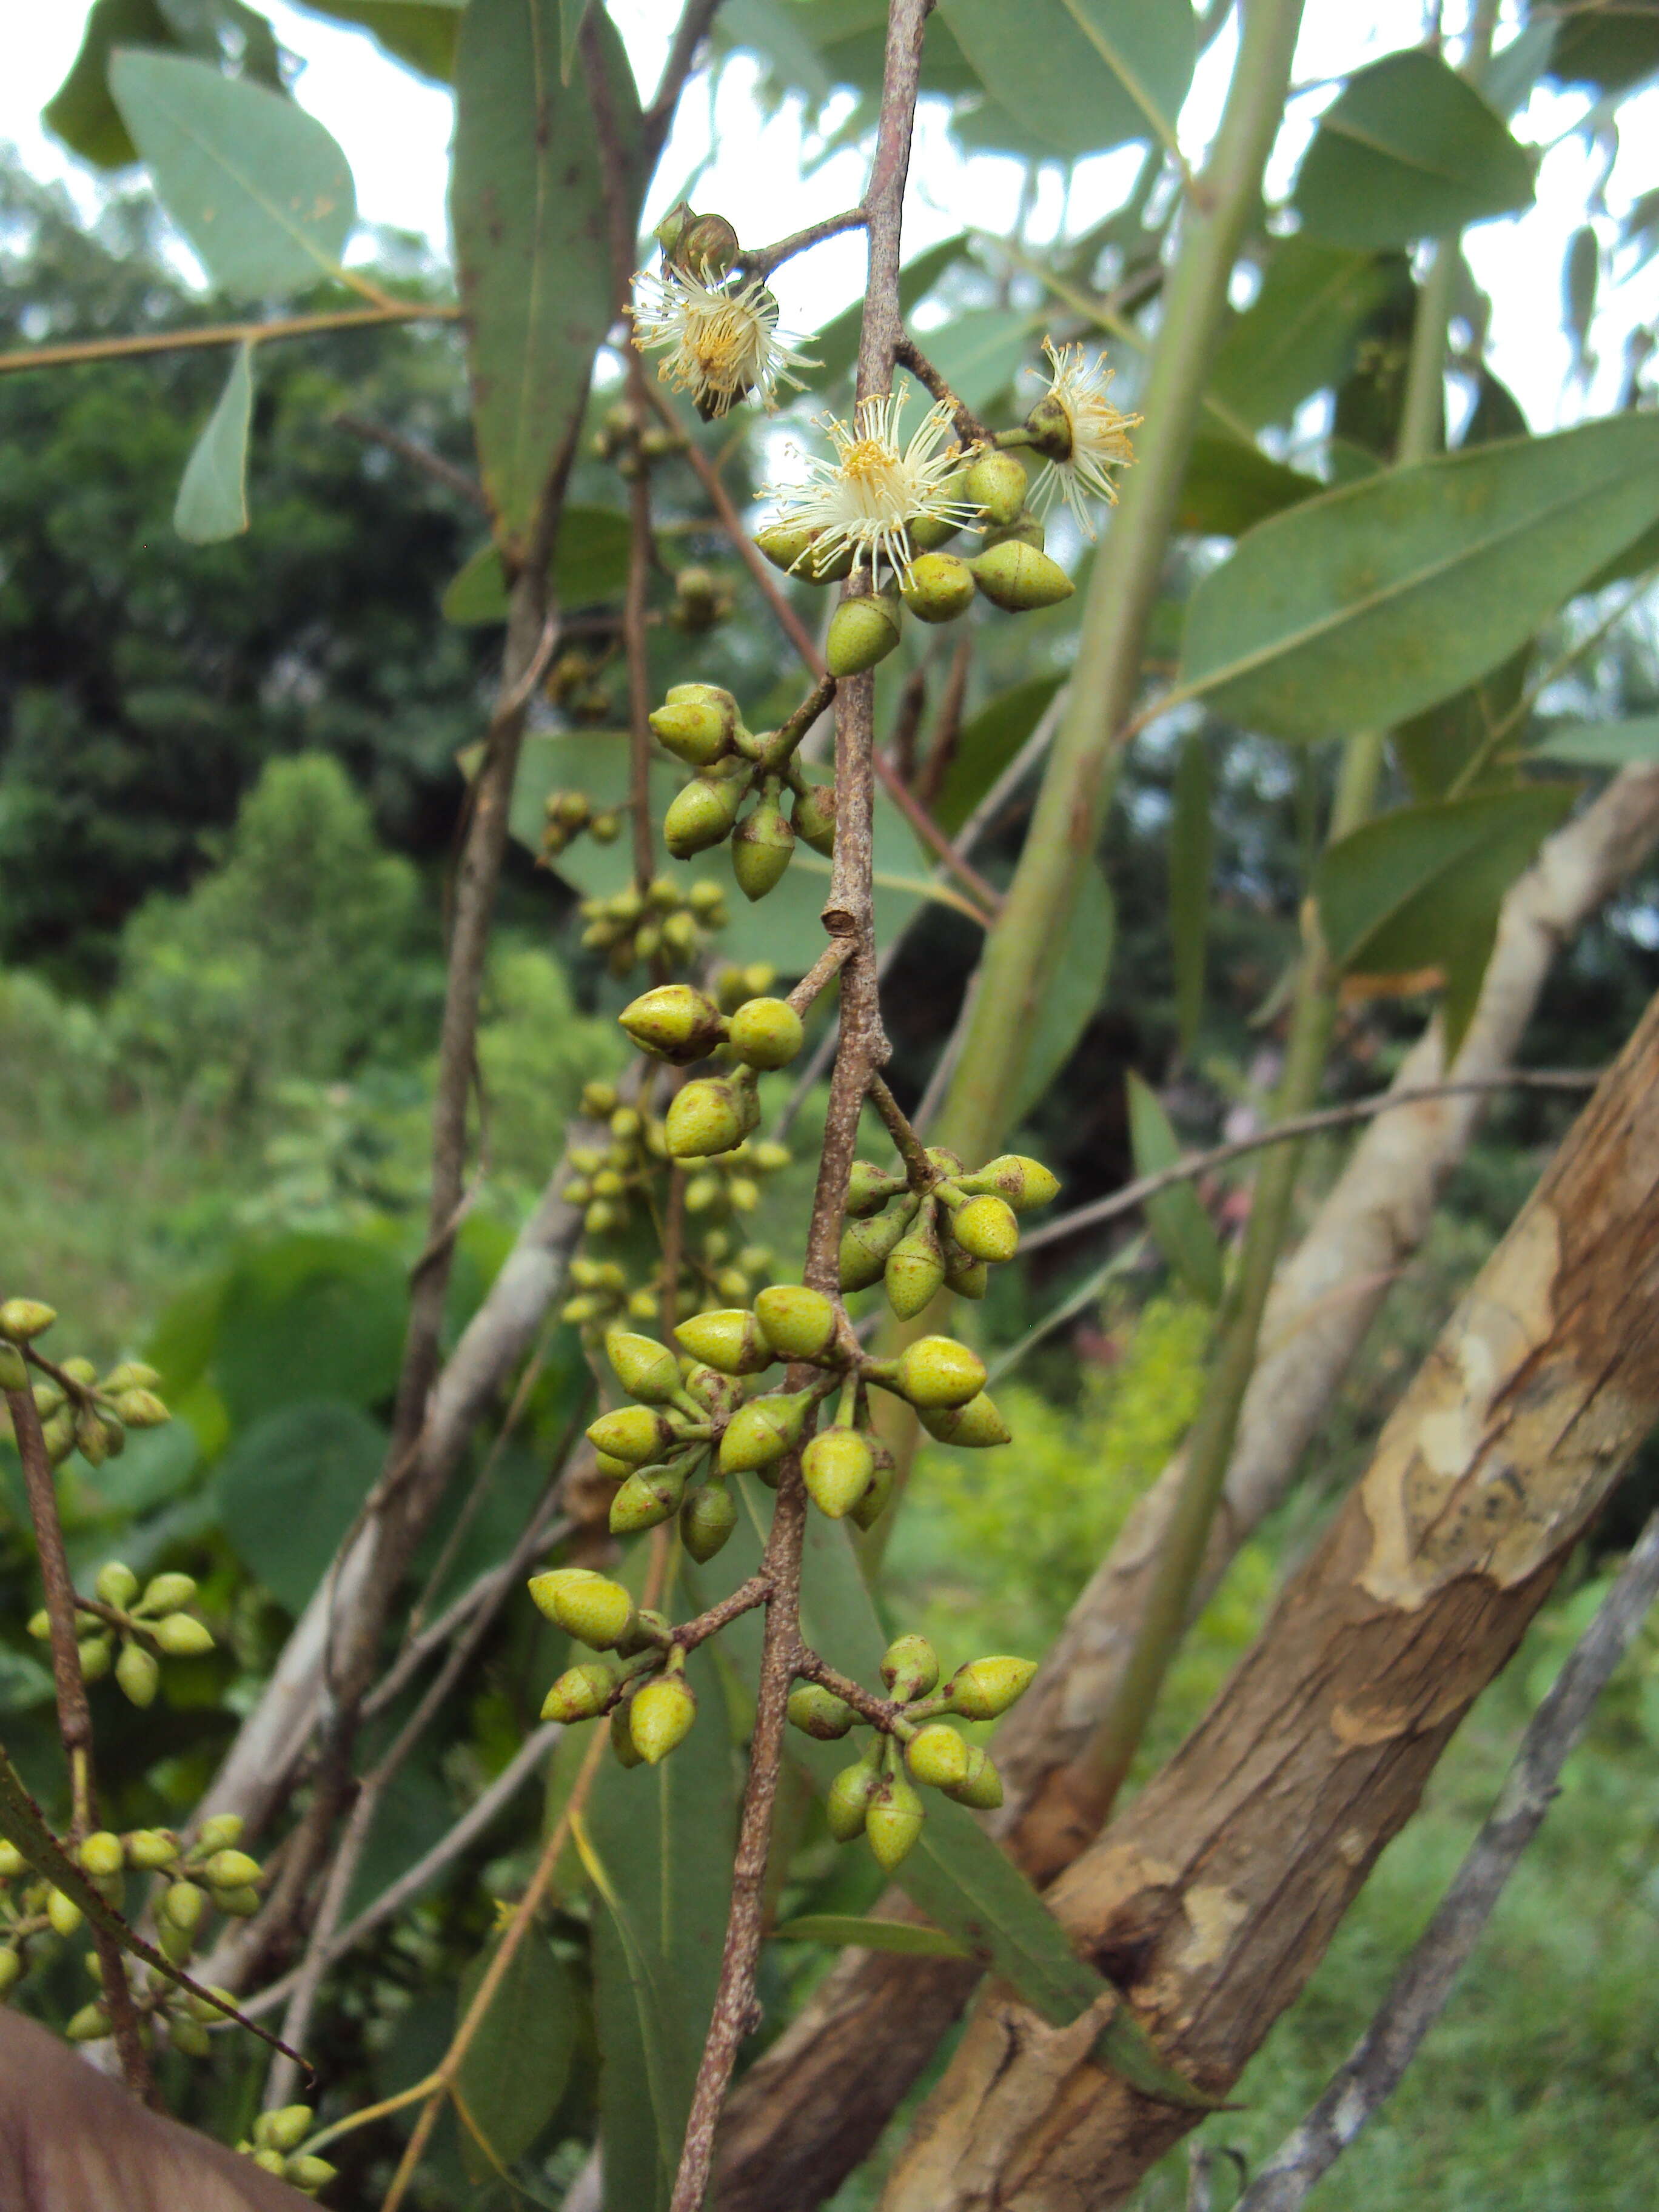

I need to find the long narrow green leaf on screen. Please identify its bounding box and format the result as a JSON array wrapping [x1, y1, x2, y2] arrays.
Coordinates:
[[1169, 733, 1212, 1056], [1127, 1072, 1225, 1306], [773, 1914, 971, 1959], [454, 1936, 577, 2182]]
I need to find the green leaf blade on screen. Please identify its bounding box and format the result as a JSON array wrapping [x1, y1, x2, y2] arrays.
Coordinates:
[[941, 0, 1196, 159], [1169, 733, 1212, 1056], [1127, 1071, 1224, 1305], [773, 1914, 971, 1959], [455, 1936, 577, 2184], [173, 340, 254, 543]]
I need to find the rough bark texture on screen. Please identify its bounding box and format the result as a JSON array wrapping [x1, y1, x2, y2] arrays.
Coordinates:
[[711, 763, 1659, 2212], [880, 984, 1659, 2211]]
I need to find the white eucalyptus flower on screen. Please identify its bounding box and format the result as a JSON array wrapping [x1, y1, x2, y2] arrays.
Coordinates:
[[1025, 339, 1139, 537], [762, 390, 977, 584], [629, 263, 816, 420]]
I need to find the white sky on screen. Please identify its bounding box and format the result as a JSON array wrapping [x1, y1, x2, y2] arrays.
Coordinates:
[[2, 2, 1658, 433]]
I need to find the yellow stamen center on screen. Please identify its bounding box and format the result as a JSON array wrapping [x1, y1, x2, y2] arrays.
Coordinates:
[[842, 439, 892, 484]]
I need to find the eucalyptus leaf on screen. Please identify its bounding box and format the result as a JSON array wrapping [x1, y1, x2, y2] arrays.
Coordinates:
[[911, 307, 1039, 418], [1169, 732, 1212, 1055], [1126, 1071, 1224, 1305], [441, 506, 635, 625], [1529, 717, 1659, 768], [451, 0, 640, 559], [109, 50, 357, 297], [1008, 862, 1114, 1122], [1292, 49, 1534, 249], [933, 674, 1063, 834], [1208, 240, 1394, 432], [1178, 415, 1659, 742], [293, 1, 464, 82], [216, 1399, 385, 1610], [44, 0, 175, 168], [1175, 437, 1322, 539], [174, 341, 254, 543], [773, 1914, 972, 1959], [941, 0, 1196, 159], [454, 1936, 577, 2184]]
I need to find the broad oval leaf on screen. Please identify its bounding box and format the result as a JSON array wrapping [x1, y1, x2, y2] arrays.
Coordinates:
[[1175, 436, 1322, 540], [299, 2, 465, 84], [45, 0, 173, 169], [213, 1232, 408, 1427], [1126, 1071, 1224, 1306], [174, 341, 254, 543], [451, 0, 640, 560], [455, 1935, 577, 2184], [1208, 240, 1394, 432], [108, 50, 356, 296], [216, 1398, 384, 1610], [1292, 49, 1534, 249], [1178, 415, 1659, 743], [773, 1913, 970, 1959], [941, 0, 1196, 159], [1529, 717, 1659, 768]]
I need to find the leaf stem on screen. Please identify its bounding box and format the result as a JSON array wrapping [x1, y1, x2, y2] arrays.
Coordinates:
[[0, 301, 459, 378]]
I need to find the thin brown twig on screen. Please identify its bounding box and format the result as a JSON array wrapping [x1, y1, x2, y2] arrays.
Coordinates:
[[1018, 1070, 1601, 1256], [739, 207, 869, 281], [788, 934, 857, 1014], [333, 412, 488, 508], [895, 332, 991, 446], [0, 301, 460, 378], [3, 1384, 153, 2102], [915, 631, 974, 809], [866, 1071, 940, 1191]]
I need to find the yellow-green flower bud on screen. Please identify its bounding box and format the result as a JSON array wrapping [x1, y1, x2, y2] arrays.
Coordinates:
[[826, 1755, 882, 1842], [965, 447, 1027, 526], [664, 772, 746, 859], [948, 1655, 1038, 1721], [198, 1814, 245, 1852], [618, 982, 726, 1064], [26, 1610, 49, 1641], [41, 1408, 76, 1464], [47, 1888, 84, 1937], [786, 1684, 856, 1740], [731, 793, 796, 902], [116, 1640, 159, 1708], [102, 1362, 160, 1392], [287, 2155, 338, 2196], [0, 1343, 25, 1391], [728, 997, 804, 1070], [94, 1561, 139, 1611], [892, 1334, 987, 1410], [256, 2106, 316, 2156], [163, 1879, 208, 1934], [78, 1635, 111, 1684], [846, 1159, 902, 1217], [847, 1439, 896, 1532], [215, 1884, 263, 1918], [0, 1840, 25, 1880], [604, 1329, 682, 1404], [609, 1463, 687, 1535], [65, 2002, 110, 2043], [0, 1299, 56, 1342], [680, 210, 740, 276], [752, 1285, 839, 1362], [204, 1849, 263, 1892], [112, 1388, 170, 1429], [826, 591, 902, 678], [680, 1480, 738, 1563], [551, 1575, 636, 1651], [125, 1829, 179, 1871], [650, 700, 733, 768], [884, 1208, 946, 1321], [970, 541, 1075, 613], [900, 551, 976, 624], [629, 1674, 697, 1765], [980, 509, 1046, 552], [60, 1358, 97, 1387], [540, 1659, 621, 1724], [880, 1634, 939, 1702], [153, 1614, 215, 1657], [951, 1193, 1020, 1264], [586, 1406, 675, 1464], [136, 1572, 196, 1617], [0, 1949, 21, 1995], [75, 1405, 110, 1467], [918, 1392, 1011, 1447], [964, 1153, 1061, 1212], [1024, 389, 1074, 460], [943, 1245, 989, 1299], [79, 1831, 125, 1880], [674, 1308, 772, 1375], [839, 1201, 916, 1293], [801, 1427, 874, 1519], [757, 521, 856, 582], [250, 2147, 289, 2177], [866, 1773, 925, 1871], [666, 1075, 759, 1159], [905, 1723, 970, 1791], [946, 1747, 1005, 1810], [789, 781, 837, 858], [908, 473, 968, 551], [717, 1387, 813, 1476]]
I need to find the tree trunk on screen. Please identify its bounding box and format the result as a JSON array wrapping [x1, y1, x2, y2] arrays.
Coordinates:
[[711, 764, 1659, 2212], [879, 983, 1659, 2211]]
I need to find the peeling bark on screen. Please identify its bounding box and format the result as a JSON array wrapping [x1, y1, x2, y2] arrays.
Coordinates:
[[711, 765, 1659, 2212], [879, 984, 1659, 2211]]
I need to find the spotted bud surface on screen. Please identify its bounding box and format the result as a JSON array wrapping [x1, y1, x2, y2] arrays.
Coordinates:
[[649, 699, 732, 768], [728, 996, 804, 1070], [893, 1333, 987, 1410], [918, 1392, 1012, 1447], [942, 1245, 989, 1299], [0, 1299, 56, 1341], [618, 983, 726, 1064], [94, 1561, 139, 1611], [665, 1074, 758, 1159], [881, 1634, 939, 1702], [78, 1831, 125, 1880], [866, 1773, 926, 1871], [848, 1439, 896, 1531], [786, 1683, 855, 1740], [674, 1309, 772, 1375], [731, 794, 796, 902], [540, 1659, 620, 1723], [802, 1427, 874, 1518], [153, 1614, 215, 1657], [970, 540, 1075, 612], [952, 1192, 1020, 1264], [826, 1755, 883, 1842], [948, 1655, 1038, 1720], [883, 1208, 947, 1320], [604, 1329, 682, 1404], [946, 1745, 1005, 1811], [116, 1640, 159, 1708], [664, 772, 745, 858], [587, 1406, 675, 1464], [717, 1388, 813, 1474], [965, 1153, 1061, 1212], [846, 1159, 902, 1217], [905, 1723, 970, 1791], [609, 1463, 687, 1534], [839, 1203, 914, 1293], [790, 781, 836, 857], [900, 551, 977, 624], [683, 1363, 743, 1415], [680, 1480, 738, 1563], [825, 592, 902, 678], [753, 1285, 839, 1362], [552, 1575, 637, 1651], [630, 1674, 697, 1765]]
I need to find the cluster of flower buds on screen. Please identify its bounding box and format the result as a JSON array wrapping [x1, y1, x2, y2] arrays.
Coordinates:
[[649, 681, 836, 903], [1, 1301, 171, 1472], [578, 872, 728, 977], [617, 974, 809, 1164], [592, 400, 686, 472], [240, 2106, 337, 2196], [841, 1148, 1060, 1329], [544, 645, 618, 724], [531, 1569, 702, 1768], [794, 1634, 1037, 1871], [538, 785, 623, 863], [668, 563, 734, 635], [28, 1560, 214, 1706]]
